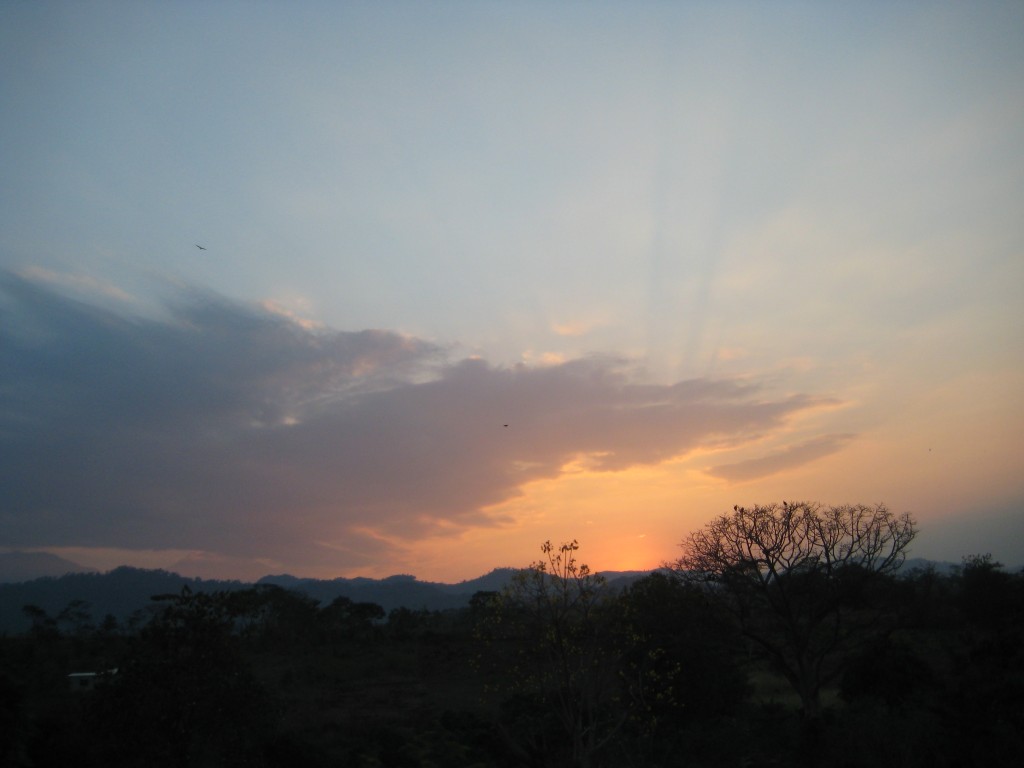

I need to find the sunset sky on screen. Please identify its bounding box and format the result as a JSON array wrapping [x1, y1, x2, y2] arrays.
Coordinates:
[[2, 2, 1022, 582]]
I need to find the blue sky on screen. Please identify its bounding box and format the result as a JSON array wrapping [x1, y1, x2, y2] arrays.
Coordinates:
[[2, 2, 1022, 581]]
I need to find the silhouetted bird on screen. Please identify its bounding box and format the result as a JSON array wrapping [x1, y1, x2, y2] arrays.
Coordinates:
[[195, 244, 207, 250]]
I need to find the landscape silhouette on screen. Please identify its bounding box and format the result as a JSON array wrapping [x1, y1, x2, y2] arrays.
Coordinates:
[[3, 505, 1023, 767]]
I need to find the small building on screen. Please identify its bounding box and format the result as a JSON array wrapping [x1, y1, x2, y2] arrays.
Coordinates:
[[67, 668, 118, 692]]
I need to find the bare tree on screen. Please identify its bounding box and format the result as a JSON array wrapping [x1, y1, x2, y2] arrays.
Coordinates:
[[671, 502, 916, 721]]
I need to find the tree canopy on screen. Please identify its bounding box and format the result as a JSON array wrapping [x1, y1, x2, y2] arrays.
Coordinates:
[[672, 502, 916, 723]]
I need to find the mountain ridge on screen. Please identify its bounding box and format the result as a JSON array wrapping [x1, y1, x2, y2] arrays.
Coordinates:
[[0, 553, 983, 636], [0, 551, 95, 583], [0, 562, 659, 635]]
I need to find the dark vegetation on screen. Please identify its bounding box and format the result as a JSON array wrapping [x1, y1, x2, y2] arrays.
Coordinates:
[[2, 504, 1023, 767], [0, 567, 528, 636]]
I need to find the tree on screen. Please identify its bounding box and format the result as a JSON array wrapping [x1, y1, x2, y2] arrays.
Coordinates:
[[671, 502, 915, 722], [615, 571, 748, 727], [608, 571, 750, 766], [21, 604, 58, 639], [320, 596, 385, 641], [85, 586, 277, 767], [56, 599, 94, 638], [227, 583, 321, 649], [958, 553, 1018, 630], [484, 541, 622, 768]]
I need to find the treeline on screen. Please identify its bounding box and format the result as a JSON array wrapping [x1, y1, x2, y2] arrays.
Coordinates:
[[2, 528, 1024, 765], [0, 566, 528, 636]]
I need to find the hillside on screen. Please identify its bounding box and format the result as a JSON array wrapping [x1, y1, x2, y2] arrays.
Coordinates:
[[0, 556, 969, 636], [0, 564, 655, 635]]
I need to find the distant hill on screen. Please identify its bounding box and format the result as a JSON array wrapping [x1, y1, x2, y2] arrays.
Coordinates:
[[437, 567, 521, 594], [0, 567, 527, 635], [0, 566, 251, 635], [0, 551, 94, 583], [0, 559, 970, 636], [255, 572, 481, 613], [900, 557, 960, 575], [0, 565, 653, 636]]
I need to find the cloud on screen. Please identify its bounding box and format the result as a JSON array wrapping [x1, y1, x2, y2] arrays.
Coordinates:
[[17, 266, 140, 306], [259, 298, 324, 331], [551, 319, 596, 337], [520, 349, 567, 366], [706, 433, 857, 483], [0, 271, 831, 572]]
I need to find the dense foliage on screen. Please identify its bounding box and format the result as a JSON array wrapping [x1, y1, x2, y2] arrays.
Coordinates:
[[2, 541, 1023, 767]]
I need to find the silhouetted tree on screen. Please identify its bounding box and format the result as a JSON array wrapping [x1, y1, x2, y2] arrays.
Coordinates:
[[228, 583, 321, 648], [958, 553, 1019, 630], [56, 599, 93, 637], [616, 571, 748, 724], [938, 554, 1024, 764], [672, 502, 915, 723], [21, 604, 58, 639], [839, 634, 935, 708], [85, 586, 277, 767], [320, 595, 385, 641], [597, 570, 751, 767], [485, 541, 622, 768]]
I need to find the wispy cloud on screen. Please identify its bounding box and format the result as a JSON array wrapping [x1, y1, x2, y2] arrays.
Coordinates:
[[17, 266, 140, 306], [706, 433, 857, 483], [259, 298, 323, 331], [0, 272, 833, 572], [551, 318, 600, 337]]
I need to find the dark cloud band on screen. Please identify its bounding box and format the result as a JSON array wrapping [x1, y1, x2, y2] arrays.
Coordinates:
[[0, 272, 830, 570]]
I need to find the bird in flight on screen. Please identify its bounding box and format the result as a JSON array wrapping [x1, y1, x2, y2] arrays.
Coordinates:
[[195, 244, 207, 250]]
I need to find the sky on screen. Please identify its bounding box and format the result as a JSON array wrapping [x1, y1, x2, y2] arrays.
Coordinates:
[[2, 1, 1023, 582]]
